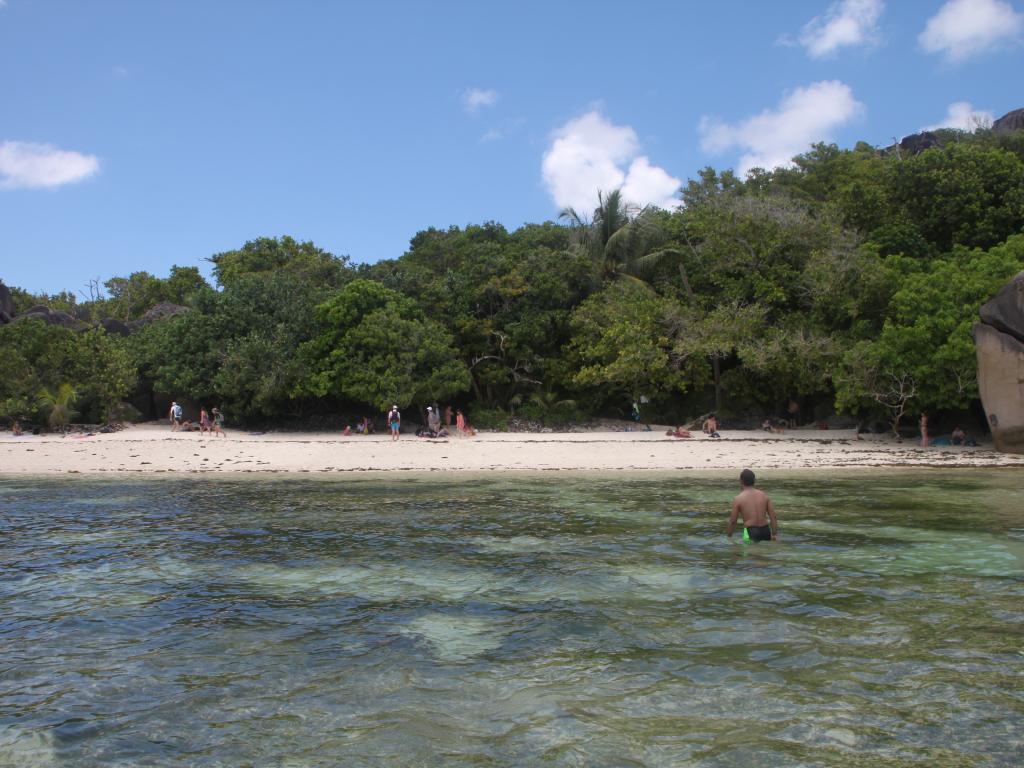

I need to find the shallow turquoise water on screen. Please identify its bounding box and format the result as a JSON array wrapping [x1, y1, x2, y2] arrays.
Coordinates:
[[1, 470, 1022, 767]]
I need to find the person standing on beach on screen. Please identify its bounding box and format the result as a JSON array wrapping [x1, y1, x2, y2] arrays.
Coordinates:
[[199, 407, 211, 435], [168, 401, 183, 432], [211, 408, 226, 438], [388, 404, 401, 441], [727, 469, 778, 542]]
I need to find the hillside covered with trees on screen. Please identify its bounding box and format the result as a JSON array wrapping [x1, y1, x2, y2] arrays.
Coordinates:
[[3, 123, 1024, 433]]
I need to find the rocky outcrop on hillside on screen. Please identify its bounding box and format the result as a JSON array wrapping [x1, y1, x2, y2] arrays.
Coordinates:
[[100, 317, 131, 336], [899, 131, 941, 155], [0, 282, 13, 324], [10, 304, 86, 330], [993, 108, 1024, 134], [0, 281, 189, 335], [974, 271, 1024, 454], [895, 107, 1023, 155]]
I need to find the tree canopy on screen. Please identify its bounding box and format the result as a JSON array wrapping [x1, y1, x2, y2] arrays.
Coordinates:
[[3, 125, 1023, 431]]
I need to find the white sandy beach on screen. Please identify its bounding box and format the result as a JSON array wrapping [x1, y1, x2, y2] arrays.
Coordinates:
[[1, 423, 1021, 475]]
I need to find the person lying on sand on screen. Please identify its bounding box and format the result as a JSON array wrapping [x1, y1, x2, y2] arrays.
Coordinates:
[[666, 426, 692, 438], [727, 469, 778, 543]]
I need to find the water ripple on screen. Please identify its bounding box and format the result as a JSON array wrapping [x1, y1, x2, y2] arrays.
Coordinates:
[[1, 471, 1022, 766]]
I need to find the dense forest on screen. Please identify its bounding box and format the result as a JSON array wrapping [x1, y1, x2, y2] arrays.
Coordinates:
[[3, 124, 1024, 434]]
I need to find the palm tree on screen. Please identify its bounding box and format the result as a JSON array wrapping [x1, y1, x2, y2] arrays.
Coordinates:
[[37, 383, 78, 432], [562, 188, 726, 408], [560, 189, 689, 287]]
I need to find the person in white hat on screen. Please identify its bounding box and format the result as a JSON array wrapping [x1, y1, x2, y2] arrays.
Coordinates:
[[427, 406, 441, 434], [168, 401, 183, 432], [387, 404, 401, 441]]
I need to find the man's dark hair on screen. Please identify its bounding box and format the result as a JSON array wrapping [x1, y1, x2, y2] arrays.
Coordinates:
[[740, 468, 755, 487]]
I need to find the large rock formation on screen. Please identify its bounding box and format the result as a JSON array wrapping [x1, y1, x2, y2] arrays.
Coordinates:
[[974, 271, 1024, 453], [100, 317, 131, 336], [899, 131, 941, 155], [993, 107, 1024, 134], [10, 304, 86, 330], [0, 282, 12, 324]]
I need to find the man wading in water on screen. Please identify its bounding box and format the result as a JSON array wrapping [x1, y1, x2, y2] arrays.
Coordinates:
[[727, 469, 778, 542]]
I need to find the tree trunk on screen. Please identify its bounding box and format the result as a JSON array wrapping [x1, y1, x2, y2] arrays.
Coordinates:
[[678, 264, 696, 302]]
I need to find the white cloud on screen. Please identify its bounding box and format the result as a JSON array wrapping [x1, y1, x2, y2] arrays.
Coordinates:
[[799, 0, 884, 57], [922, 101, 994, 131], [462, 87, 498, 114], [541, 110, 681, 213], [920, 0, 1023, 61], [698, 81, 863, 176], [0, 141, 100, 190]]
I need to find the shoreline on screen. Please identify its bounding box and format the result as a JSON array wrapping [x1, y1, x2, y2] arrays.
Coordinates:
[[1, 424, 1021, 476]]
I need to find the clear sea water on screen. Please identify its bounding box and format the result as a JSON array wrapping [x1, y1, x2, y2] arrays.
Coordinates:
[[1, 470, 1022, 767]]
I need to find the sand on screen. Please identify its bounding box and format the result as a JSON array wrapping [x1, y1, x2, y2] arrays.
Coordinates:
[[1, 423, 1021, 475]]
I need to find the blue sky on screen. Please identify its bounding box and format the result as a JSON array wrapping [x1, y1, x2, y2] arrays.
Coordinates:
[[2, 0, 1022, 294]]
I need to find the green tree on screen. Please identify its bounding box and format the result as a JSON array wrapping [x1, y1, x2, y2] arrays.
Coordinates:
[[834, 235, 1024, 422], [560, 189, 683, 285], [103, 265, 213, 321], [303, 280, 470, 411], [0, 320, 134, 424], [37, 383, 78, 431], [209, 236, 352, 288], [567, 281, 688, 410], [131, 269, 328, 419]]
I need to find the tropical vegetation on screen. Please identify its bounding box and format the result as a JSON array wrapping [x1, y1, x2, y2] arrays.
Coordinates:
[[2, 126, 1023, 432]]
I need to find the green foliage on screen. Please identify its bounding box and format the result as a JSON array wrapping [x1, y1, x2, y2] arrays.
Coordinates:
[[209, 236, 352, 288], [364, 222, 591, 409], [37, 383, 78, 430], [6, 286, 79, 316], [131, 269, 329, 419], [104, 265, 212, 320], [834, 235, 1024, 419], [567, 281, 688, 406], [887, 142, 1024, 254], [466, 407, 508, 431], [0, 320, 135, 424], [304, 280, 471, 411], [7, 122, 1024, 429]]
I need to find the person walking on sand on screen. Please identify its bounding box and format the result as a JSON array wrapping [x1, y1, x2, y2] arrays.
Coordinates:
[[211, 408, 226, 438], [919, 412, 929, 447], [199, 407, 211, 435], [727, 469, 778, 543], [456, 409, 467, 434], [388, 404, 401, 441], [168, 401, 183, 432]]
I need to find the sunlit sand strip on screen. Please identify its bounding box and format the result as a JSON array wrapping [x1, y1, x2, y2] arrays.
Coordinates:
[[1, 423, 1022, 475]]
